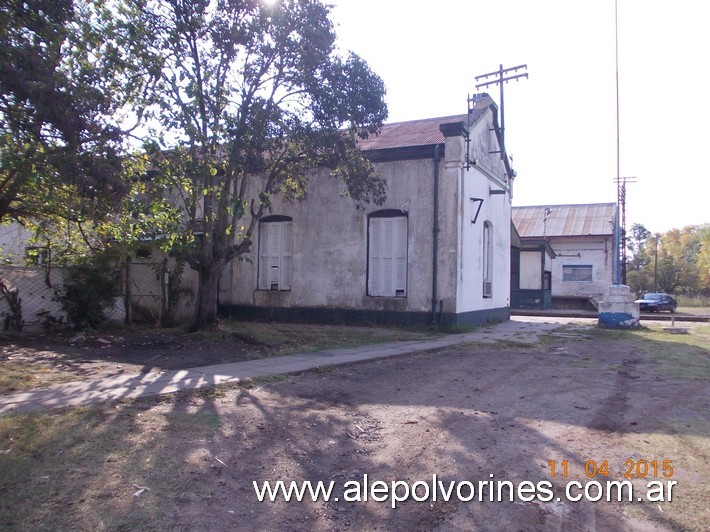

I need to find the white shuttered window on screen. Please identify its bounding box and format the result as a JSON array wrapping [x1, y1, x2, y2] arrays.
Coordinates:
[[482, 221, 493, 298], [368, 215, 407, 297], [258, 220, 293, 290]]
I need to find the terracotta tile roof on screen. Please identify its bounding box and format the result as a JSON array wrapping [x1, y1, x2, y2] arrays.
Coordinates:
[[358, 112, 482, 151], [512, 203, 616, 237]]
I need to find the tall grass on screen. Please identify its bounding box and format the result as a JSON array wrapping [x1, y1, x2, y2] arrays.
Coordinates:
[[676, 294, 709, 308]]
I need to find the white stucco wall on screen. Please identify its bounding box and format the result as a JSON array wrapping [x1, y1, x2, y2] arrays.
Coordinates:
[[549, 236, 613, 300], [456, 113, 511, 314]]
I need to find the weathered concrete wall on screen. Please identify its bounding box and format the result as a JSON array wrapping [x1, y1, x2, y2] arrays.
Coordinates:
[[598, 284, 640, 328], [549, 236, 613, 301], [0, 223, 33, 265], [221, 110, 511, 324], [125, 258, 199, 323], [222, 158, 438, 314]]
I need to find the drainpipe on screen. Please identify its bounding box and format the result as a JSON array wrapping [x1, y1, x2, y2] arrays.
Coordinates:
[[431, 144, 442, 324]]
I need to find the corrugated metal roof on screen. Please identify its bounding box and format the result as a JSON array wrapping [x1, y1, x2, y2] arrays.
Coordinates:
[[512, 203, 616, 237], [358, 112, 482, 151]]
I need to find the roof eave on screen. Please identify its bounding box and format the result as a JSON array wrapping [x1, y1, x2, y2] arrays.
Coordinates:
[[363, 143, 444, 163]]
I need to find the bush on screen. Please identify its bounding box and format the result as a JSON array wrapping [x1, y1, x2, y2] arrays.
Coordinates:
[[55, 263, 120, 329]]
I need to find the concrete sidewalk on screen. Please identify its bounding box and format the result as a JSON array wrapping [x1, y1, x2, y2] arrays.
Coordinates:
[[0, 317, 581, 415]]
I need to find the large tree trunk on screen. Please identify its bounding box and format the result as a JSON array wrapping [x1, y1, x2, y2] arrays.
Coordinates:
[[192, 261, 225, 331]]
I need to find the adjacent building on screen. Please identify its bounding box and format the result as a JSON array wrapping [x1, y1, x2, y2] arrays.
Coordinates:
[[512, 203, 616, 309]]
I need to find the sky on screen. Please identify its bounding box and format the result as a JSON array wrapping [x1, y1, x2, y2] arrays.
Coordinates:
[[327, 0, 709, 234]]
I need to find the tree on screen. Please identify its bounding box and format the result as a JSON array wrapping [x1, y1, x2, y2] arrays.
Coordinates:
[[698, 225, 710, 297], [120, 0, 388, 329], [647, 226, 700, 295], [0, 0, 143, 227], [626, 223, 651, 271], [624, 223, 656, 295]]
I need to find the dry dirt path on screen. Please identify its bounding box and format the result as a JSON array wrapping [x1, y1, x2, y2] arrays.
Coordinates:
[[2, 318, 708, 530]]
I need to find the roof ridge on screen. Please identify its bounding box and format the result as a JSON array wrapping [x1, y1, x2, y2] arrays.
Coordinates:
[[513, 202, 616, 209], [379, 113, 468, 127]]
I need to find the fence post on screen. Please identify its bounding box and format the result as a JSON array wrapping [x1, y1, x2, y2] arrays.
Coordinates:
[[124, 257, 132, 325], [160, 258, 170, 327]]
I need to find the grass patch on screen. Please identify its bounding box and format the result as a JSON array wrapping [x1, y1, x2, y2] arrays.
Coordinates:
[[452, 339, 539, 351], [0, 360, 79, 396], [564, 357, 606, 369], [252, 373, 291, 386], [0, 400, 218, 530], [676, 306, 710, 315], [588, 324, 710, 381], [188, 319, 436, 356], [676, 294, 710, 308]]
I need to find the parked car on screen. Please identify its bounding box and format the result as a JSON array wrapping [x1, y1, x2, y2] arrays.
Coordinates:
[[635, 292, 677, 313]]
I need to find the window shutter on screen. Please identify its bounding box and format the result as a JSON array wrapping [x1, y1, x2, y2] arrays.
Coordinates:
[[368, 219, 382, 296], [258, 223, 270, 290], [258, 220, 294, 291], [483, 222, 493, 297], [382, 219, 394, 296], [368, 215, 407, 297], [268, 223, 282, 288], [280, 221, 293, 290], [394, 217, 407, 295]]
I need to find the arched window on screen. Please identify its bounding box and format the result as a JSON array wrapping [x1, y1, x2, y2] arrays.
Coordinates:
[[258, 216, 293, 291], [483, 221, 493, 297], [367, 210, 408, 297]]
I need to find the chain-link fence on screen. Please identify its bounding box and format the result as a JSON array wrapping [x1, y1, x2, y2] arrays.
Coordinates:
[[0, 259, 198, 330], [0, 265, 123, 330], [123, 259, 167, 325]]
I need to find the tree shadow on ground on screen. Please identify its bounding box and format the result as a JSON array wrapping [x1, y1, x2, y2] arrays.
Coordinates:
[[0, 327, 708, 530]]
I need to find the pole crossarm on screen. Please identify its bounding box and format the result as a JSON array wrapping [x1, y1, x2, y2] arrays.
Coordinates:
[[473, 63, 528, 155], [476, 71, 529, 89], [475, 64, 528, 82]]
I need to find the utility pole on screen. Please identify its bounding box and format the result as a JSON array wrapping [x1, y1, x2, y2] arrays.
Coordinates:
[[613, 0, 637, 286], [614, 175, 637, 285], [475, 64, 528, 149], [653, 233, 660, 292]]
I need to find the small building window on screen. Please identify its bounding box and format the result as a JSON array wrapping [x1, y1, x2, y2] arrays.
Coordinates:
[[368, 211, 407, 297], [258, 217, 293, 291], [563, 265, 593, 282], [482, 221, 493, 297], [135, 248, 152, 260]]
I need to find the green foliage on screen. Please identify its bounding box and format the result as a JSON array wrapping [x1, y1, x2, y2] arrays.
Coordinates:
[[111, 0, 388, 328], [0, 0, 143, 226], [54, 254, 121, 329], [2, 0, 389, 330], [626, 223, 710, 297]]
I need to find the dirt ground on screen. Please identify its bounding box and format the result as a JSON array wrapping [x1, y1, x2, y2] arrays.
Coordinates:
[[1, 319, 708, 530], [0, 323, 426, 393], [0, 328, 267, 387]]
